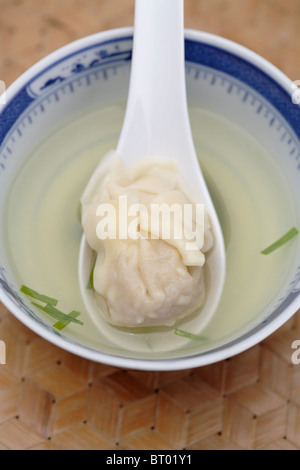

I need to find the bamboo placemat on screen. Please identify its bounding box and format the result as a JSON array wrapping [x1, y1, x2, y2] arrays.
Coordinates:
[[0, 303, 300, 450], [1, 0, 300, 451]]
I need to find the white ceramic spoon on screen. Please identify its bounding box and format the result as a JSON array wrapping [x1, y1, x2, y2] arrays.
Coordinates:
[[79, 0, 226, 333]]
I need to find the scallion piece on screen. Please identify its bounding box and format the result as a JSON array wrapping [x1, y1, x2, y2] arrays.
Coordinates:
[[32, 302, 83, 326], [21, 285, 83, 330], [174, 328, 208, 342], [53, 311, 81, 330], [260, 227, 298, 255], [20, 285, 58, 306], [86, 255, 97, 290]]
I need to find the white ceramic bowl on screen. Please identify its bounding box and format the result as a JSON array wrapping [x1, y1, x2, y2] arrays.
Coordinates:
[[1, 28, 300, 370]]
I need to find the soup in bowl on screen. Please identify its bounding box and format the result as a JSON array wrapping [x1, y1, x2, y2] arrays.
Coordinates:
[[0, 28, 300, 370]]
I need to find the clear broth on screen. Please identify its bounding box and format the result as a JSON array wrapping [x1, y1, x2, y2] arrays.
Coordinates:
[[4, 105, 297, 359]]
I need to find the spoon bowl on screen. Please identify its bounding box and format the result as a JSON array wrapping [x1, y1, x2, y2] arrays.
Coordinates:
[[78, 0, 226, 334]]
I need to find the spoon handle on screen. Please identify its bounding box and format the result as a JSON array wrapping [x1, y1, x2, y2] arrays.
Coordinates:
[[117, 0, 196, 168]]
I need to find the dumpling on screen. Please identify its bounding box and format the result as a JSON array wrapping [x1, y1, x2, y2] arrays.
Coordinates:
[[80, 150, 213, 327]]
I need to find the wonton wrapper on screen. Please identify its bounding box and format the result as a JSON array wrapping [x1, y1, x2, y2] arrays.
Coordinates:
[[81, 151, 213, 327]]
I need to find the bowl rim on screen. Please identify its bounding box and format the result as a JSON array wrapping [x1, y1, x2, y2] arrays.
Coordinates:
[[0, 26, 299, 371]]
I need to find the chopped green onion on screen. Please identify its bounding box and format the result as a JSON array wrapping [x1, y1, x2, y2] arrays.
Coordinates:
[[174, 328, 208, 342], [20, 285, 58, 306], [53, 311, 82, 330], [86, 255, 97, 290], [21, 285, 83, 330], [32, 302, 83, 326], [260, 227, 298, 255]]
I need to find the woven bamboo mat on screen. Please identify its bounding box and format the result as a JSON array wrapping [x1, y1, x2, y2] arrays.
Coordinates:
[[1, 0, 300, 451], [0, 303, 300, 450]]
